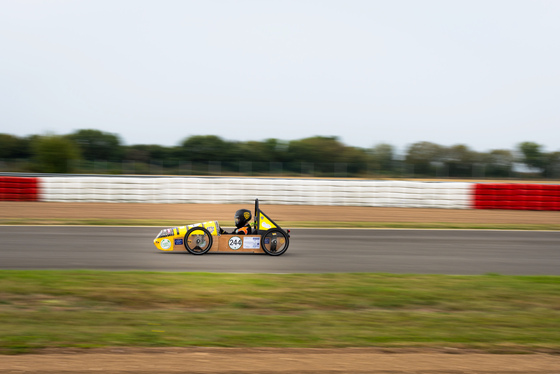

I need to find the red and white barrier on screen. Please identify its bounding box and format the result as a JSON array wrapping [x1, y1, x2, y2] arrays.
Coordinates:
[[1, 175, 559, 210], [0, 176, 39, 201], [473, 183, 560, 211]]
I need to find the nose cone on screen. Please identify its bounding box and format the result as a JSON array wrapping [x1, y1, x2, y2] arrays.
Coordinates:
[[154, 229, 174, 251], [154, 232, 162, 249]]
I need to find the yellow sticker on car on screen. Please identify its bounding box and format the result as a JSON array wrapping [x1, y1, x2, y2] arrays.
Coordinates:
[[258, 213, 277, 231]]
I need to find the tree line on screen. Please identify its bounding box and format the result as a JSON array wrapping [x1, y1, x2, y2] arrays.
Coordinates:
[[0, 129, 558, 178]]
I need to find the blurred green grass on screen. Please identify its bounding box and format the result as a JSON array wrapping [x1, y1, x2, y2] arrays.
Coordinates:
[[1, 218, 560, 230], [1, 271, 559, 353]]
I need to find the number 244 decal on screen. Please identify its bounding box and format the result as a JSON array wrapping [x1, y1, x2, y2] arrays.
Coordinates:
[[228, 236, 242, 250]]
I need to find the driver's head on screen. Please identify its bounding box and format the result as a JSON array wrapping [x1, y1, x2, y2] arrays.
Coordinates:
[[234, 209, 252, 228]]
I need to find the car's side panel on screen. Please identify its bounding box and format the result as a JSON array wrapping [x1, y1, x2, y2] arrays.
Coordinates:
[[212, 235, 264, 253], [154, 221, 221, 251], [154, 233, 185, 251]]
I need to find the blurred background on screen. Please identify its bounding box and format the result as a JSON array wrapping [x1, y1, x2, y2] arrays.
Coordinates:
[[0, 130, 558, 179], [1, 1, 559, 180]]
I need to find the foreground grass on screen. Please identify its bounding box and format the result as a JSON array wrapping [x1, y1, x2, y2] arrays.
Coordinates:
[[0, 271, 559, 353], [1, 218, 560, 231]]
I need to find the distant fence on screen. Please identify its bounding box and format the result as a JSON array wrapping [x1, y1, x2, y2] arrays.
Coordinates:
[[1, 175, 559, 210], [6, 159, 552, 179]]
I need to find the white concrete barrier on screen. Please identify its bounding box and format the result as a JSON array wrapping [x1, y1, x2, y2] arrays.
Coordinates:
[[38, 176, 475, 208]]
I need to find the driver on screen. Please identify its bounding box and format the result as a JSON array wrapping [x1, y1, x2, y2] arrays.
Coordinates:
[[220, 208, 253, 235]]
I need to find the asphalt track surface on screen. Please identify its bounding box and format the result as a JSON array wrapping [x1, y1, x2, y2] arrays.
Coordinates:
[[0, 227, 559, 275]]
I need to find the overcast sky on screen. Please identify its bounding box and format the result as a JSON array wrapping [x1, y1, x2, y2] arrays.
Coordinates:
[[1, 0, 559, 153]]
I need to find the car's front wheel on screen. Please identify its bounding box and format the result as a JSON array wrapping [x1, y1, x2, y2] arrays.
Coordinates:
[[184, 227, 213, 255]]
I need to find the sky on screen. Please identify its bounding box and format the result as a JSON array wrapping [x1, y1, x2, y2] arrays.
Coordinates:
[[1, 0, 559, 153]]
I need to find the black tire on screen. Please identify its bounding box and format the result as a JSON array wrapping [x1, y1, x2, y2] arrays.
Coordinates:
[[261, 228, 289, 256], [184, 227, 213, 255]]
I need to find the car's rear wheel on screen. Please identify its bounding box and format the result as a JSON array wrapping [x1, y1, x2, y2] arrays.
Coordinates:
[[261, 229, 289, 256], [184, 227, 213, 255]]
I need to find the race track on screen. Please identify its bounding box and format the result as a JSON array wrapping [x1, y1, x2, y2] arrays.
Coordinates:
[[0, 227, 559, 275]]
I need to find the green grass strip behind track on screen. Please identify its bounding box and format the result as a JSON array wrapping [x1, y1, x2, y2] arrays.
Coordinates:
[[0, 271, 559, 353]]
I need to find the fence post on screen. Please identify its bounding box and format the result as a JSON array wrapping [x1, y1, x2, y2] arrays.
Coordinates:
[[180, 162, 191, 175], [209, 161, 221, 175], [334, 163, 347, 177], [240, 161, 251, 176], [301, 162, 314, 176]]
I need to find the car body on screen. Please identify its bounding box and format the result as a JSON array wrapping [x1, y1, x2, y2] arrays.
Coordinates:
[[153, 199, 290, 256]]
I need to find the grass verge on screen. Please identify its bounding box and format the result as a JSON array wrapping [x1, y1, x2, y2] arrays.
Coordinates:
[[1, 218, 560, 230], [0, 271, 559, 353]]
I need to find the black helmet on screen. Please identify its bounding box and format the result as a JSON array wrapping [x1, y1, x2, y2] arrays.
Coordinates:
[[234, 209, 252, 228]]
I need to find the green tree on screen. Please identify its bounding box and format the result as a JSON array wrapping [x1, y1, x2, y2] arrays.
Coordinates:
[[287, 136, 346, 174], [180, 135, 231, 162], [136, 145, 174, 162], [237, 141, 269, 162], [370, 143, 394, 172], [0, 134, 32, 159], [288, 136, 344, 163], [238, 139, 290, 172], [518, 142, 544, 172], [123, 145, 151, 163], [32, 135, 80, 173], [262, 138, 289, 162], [543, 151, 560, 178], [481, 149, 514, 178], [67, 129, 122, 161], [405, 141, 444, 175], [285, 136, 371, 175], [442, 144, 478, 177], [0, 134, 20, 159], [346, 147, 369, 174]]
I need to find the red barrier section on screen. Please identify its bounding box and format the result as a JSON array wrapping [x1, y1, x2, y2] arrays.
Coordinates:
[[473, 183, 560, 211], [0, 176, 39, 201]]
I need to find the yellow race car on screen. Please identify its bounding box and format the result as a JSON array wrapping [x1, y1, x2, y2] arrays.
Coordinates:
[[153, 199, 290, 256]]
